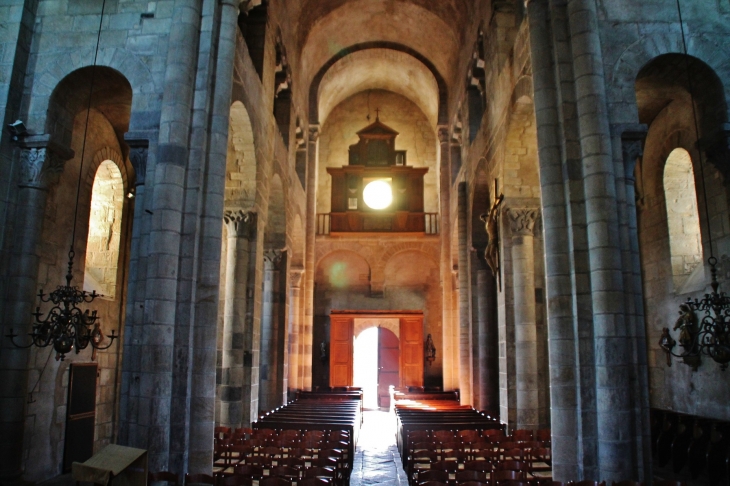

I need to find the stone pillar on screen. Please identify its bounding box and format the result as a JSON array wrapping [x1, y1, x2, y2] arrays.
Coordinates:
[[439, 126, 457, 391], [567, 0, 639, 479], [288, 267, 304, 394], [507, 208, 540, 430], [219, 210, 255, 428], [133, 0, 201, 470], [119, 138, 149, 446], [619, 126, 652, 480], [0, 137, 73, 478], [259, 251, 284, 413], [526, 0, 589, 479], [476, 266, 499, 416], [302, 126, 319, 391], [457, 182, 472, 405]]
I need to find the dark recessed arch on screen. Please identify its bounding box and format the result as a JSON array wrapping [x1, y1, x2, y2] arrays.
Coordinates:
[[309, 42, 448, 126]]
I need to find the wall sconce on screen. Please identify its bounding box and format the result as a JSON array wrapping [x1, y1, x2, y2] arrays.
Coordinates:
[[425, 333, 436, 366]]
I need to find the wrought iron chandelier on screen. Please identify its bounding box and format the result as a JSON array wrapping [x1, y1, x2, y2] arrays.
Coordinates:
[[658, 0, 730, 371], [6, 0, 117, 361]]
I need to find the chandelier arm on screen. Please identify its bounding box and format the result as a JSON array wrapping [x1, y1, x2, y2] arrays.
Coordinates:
[[92, 333, 119, 351]]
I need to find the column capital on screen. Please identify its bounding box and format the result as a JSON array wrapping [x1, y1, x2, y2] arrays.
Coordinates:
[[264, 249, 284, 269], [15, 135, 74, 190], [617, 124, 648, 176], [290, 266, 305, 288], [308, 125, 320, 143], [224, 210, 257, 240], [507, 207, 540, 236], [438, 126, 450, 144], [125, 138, 150, 187]]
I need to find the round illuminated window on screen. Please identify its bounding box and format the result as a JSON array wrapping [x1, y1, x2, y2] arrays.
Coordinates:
[[363, 180, 392, 210]]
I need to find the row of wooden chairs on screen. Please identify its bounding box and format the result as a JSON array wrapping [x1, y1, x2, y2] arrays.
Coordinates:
[[408, 454, 552, 486], [407, 428, 551, 446], [150, 470, 337, 486]]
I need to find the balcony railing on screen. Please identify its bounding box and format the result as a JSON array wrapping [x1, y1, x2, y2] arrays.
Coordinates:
[[316, 212, 439, 235]]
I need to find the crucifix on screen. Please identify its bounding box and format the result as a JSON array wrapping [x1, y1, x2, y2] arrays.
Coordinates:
[[480, 179, 504, 288]]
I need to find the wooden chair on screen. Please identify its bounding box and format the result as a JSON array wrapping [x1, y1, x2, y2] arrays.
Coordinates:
[[149, 472, 180, 486], [268, 465, 300, 481], [297, 478, 332, 486], [495, 460, 527, 480], [512, 430, 534, 442], [185, 474, 215, 486], [215, 427, 232, 440], [276, 456, 305, 469], [218, 476, 252, 486], [303, 466, 336, 479], [491, 469, 521, 486], [462, 459, 491, 473], [610, 481, 643, 486], [416, 469, 450, 484], [458, 430, 481, 443], [501, 447, 525, 462], [454, 469, 488, 483], [483, 429, 505, 441], [232, 464, 264, 480], [259, 478, 291, 486], [529, 447, 552, 475], [535, 429, 551, 446], [458, 482, 490, 486], [417, 482, 449, 486], [433, 430, 457, 443]]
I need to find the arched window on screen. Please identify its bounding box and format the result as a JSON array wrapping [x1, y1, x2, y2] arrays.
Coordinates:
[[84, 160, 124, 297], [663, 147, 703, 291]]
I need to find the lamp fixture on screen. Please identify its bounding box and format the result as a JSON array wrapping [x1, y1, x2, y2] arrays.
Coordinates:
[[6, 0, 117, 361], [659, 0, 730, 371]]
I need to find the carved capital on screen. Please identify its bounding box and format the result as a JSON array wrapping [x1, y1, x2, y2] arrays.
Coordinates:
[[15, 136, 74, 189], [507, 208, 539, 236], [264, 249, 284, 269], [290, 266, 305, 288], [438, 126, 450, 144], [126, 139, 149, 186], [224, 210, 257, 240], [620, 125, 648, 178], [308, 125, 320, 143]]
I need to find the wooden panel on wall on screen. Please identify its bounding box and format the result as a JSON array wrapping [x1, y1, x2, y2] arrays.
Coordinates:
[[400, 315, 424, 387], [329, 315, 354, 387]]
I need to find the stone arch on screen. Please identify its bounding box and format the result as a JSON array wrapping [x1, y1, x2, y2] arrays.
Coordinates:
[[30, 48, 155, 135], [44, 66, 133, 152], [382, 249, 439, 288], [84, 147, 129, 193], [309, 42, 449, 125], [372, 242, 441, 286], [227, 101, 257, 212], [610, 32, 730, 120], [315, 249, 371, 290]]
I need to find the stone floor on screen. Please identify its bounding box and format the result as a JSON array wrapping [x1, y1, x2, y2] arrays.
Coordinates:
[[349, 410, 408, 486]]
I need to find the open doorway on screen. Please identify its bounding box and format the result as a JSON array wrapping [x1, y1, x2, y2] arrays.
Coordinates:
[[353, 326, 400, 410], [354, 327, 378, 409]]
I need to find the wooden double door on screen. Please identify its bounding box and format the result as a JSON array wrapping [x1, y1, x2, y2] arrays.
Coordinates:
[[329, 311, 424, 408]]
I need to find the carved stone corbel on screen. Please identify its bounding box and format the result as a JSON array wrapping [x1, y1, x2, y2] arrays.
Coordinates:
[[126, 139, 149, 187]]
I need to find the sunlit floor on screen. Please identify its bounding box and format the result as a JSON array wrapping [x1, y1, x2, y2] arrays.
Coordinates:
[[350, 410, 408, 486]]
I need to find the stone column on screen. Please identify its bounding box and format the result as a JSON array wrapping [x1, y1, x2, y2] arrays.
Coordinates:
[[619, 127, 652, 480], [288, 267, 304, 395], [134, 0, 201, 470], [439, 126, 458, 391], [219, 210, 255, 428], [457, 182, 472, 405], [0, 136, 73, 478], [476, 266, 499, 416], [567, 0, 638, 479], [259, 250, 283, 413], [526, 0, 588, 479], [507, 208, 540, 430], [302, 126, 319, 391], [119, 138, 149, 446]]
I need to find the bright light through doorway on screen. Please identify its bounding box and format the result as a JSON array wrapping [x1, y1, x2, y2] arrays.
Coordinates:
[[353, 327, 379, 409]]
